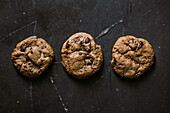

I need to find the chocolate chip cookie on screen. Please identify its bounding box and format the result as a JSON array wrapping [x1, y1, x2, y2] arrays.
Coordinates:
[[61, 32, 103, 79], [111, 35, 154, 78], [11, 36, 54, 78]]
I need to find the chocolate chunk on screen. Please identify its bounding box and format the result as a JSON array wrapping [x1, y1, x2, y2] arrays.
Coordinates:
[[85, 37, 90, 43], [137, 41, 143, 50], [66, 41, 69, 48], [75, 38, 80, 42], [21, 45, 27, 52]]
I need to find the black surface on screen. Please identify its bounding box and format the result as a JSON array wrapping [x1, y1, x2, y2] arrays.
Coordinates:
[[0, 0, 170, 113]]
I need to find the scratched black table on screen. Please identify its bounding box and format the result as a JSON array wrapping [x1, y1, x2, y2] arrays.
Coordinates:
[[0, 0, 170, 113]]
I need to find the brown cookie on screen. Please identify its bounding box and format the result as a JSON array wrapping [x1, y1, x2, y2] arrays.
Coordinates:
[[61, 32, 103, 79], [11, 36, 54, 78], [111, 35, 154, 78]]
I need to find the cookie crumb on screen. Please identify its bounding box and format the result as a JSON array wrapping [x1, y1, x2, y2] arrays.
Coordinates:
[[50, 77, 54, 83], [58, 95, 63, 101], [17, 100, 20, 104], [100, 75, 104, 79], [115, 88, 119, 92], [64, 106, 69, 112]]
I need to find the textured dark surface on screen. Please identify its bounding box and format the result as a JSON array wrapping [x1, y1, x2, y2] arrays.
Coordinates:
[[0, 0, 170, 113]]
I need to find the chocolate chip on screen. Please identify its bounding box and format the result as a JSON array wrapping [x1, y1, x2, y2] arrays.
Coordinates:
[[113, 57, 116, 65], [137, 41, 143, 50], [25, 55, 29, 61], [79, 52, 82, 55], [139, 41, 143, 47], [87, 61, 93, 65], [80, 41, 82, 45], [12, 57, 16, 60], [30, 51, 33, 54], [136, 54, 142, 57], [66, 41, 69, 48], [85, 56, 91, 59], [24, 66, 27, 68], [129, 39, 134, 43], [21, 45, 27, 52], [38, 70, 41, 73], [85, 37, 90, 43], [75, 38, 80, 42], [85, 58, 93, 65]]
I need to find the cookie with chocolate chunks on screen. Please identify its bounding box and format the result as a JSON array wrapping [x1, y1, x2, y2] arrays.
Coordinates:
[[111, 35, 154, 78], [61, 32, 103, 79], [11, 36, 54, 78]]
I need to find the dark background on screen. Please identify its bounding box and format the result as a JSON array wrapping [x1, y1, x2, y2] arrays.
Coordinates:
[[0, 0, 170, 113]]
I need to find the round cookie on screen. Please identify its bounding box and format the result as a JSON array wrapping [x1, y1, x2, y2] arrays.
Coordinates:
[[61, 32, 103, 79], [11, 36, 54, 78], [111, 35, 154, 78]]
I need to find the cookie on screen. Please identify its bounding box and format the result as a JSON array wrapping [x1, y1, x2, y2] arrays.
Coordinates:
[[111, 35, 154, 78], [61, 32, 103, 79], [11, 36, 54, 78]]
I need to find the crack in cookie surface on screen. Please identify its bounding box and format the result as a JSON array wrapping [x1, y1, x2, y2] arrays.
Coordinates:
[[61, 33, 103, 79], [11, 36, 54, 78], [111, 35, 154, 78]]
